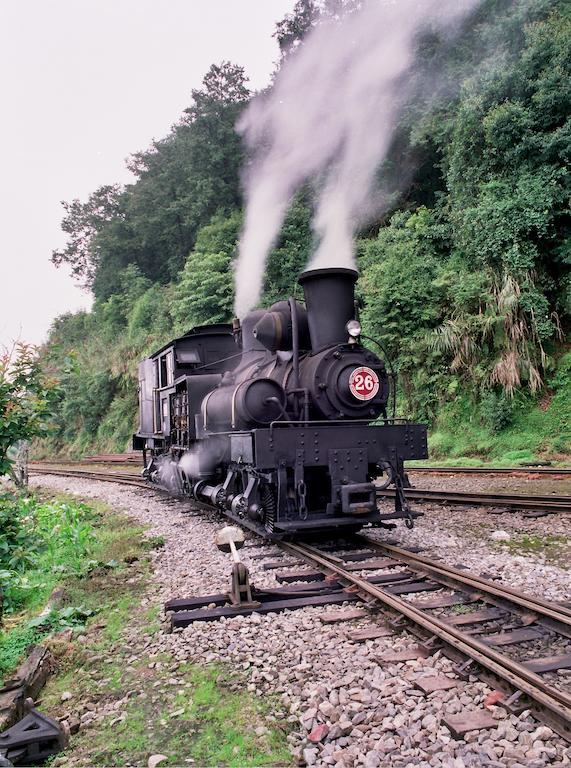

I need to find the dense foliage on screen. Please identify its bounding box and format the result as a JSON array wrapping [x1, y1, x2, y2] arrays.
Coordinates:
[[42, 0, 570, 460]]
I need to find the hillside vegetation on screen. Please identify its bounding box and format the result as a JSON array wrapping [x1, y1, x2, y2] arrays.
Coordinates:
[[40, 0, 570, 463]]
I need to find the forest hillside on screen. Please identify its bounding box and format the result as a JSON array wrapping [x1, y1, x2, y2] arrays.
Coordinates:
[[40, 0, 570, 464]]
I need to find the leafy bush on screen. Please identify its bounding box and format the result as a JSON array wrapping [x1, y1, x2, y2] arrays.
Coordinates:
[[0, 344, 59, 477], [0, 494, 38, 577], [173, 211, 241, 331]]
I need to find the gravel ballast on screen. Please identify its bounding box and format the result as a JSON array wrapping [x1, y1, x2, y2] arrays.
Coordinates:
[[31, 475, 571, 767]]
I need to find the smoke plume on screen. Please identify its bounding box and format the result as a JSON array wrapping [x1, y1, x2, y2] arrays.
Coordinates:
[[234, 0, 479, 318]]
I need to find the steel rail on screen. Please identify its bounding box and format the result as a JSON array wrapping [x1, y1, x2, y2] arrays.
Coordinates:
[[377, 487, 571, 513], [29, 467, 148, 489], [281, 539, 571, 741], [355, 534, 571, 631], [395, 489, 571, 503], [408, 466, 571, 476], [30, 454, 141, 466], [34, 456, 571, 475]]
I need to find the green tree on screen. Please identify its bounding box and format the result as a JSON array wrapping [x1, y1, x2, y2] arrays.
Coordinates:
[[51, 185, 128, 289], [52, 63, 250, 301], [274, 0, 362, 56], [173, 211, 242, 330], [0, 345, 59, 478]]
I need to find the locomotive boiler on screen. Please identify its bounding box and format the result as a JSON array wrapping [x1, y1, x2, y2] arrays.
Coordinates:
[[133, 267, 428, 536]]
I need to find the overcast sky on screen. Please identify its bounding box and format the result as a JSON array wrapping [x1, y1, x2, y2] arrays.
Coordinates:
[[0, 0, 293, 347]]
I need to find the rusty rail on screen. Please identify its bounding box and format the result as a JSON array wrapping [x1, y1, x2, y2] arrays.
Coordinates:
[[28, 467, 148, 489], [378, 487, 571, 514]]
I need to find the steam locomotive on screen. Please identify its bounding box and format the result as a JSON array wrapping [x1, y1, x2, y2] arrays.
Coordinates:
[[133, 267, 427, 537]]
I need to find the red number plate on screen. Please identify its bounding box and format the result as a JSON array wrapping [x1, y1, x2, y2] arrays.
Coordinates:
[[349, 366, 380, 401]]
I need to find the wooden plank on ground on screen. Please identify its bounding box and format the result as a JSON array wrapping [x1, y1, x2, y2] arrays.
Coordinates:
[[443, 710, 497, 737], [340, 551, 378, 562], [343, 558, 398, 571], [171, 591, 360, 626], [410, 593, 478, 609], [320, 609, 367, 623], [0, 645, 54, 731], [248, 551, 284, 560], [276, 569, 325, 582], [262, 560, 298, 570], [446, 608, 505, 626], [349, 627, 393, 641], [385, 580, 440, 595], [523, 654, 571, 674], [165, 593, 228, 611], [368, 571, 413, 585], [482, 628, 543, 646], [378, 647, 428, 663]]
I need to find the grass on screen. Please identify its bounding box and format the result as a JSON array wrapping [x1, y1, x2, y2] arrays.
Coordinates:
[[2, 490, 291, 766], [503, 533, 569, 560], [489, 531, 570, 569], [0, 492, 149, 679], [183, 666, 290, 766], [47, 659, 291, 767], [0, 625, 46, 677], [42, 599, 292, 766], [0, 493, 95, 616]]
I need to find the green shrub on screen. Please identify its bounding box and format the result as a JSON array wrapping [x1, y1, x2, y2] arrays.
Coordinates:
[[480, 391, 516, 433], [0, 493, 96, 615]]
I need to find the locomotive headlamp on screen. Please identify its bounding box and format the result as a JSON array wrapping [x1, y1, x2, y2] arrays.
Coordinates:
[[346, 320, 361, 338]]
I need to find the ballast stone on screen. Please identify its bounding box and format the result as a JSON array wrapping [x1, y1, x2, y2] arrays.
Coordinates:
[[490, 530, 512, 541]]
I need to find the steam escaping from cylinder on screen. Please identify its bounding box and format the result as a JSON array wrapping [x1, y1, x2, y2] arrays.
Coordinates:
[[178, 442, 224, 480], [234, 0, 480, 318]]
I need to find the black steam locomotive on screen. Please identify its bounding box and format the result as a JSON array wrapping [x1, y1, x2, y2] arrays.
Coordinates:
[[133, 267, 427, 537]]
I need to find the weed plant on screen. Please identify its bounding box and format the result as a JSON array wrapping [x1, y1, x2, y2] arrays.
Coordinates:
[[0, 492, 98, 677]]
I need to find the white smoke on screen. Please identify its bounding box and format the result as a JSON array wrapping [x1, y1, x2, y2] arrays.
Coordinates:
[[234, 0, 479, 317]]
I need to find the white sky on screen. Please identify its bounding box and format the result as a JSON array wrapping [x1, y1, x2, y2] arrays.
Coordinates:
[[0, 0, 293, 347]]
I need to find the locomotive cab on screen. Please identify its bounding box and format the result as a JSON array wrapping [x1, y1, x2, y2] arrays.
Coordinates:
[[133, 324, 238, 452]]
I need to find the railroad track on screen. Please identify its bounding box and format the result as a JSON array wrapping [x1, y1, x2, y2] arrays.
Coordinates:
[[408, 465, 571, 476], [271, 536, 571, 741], [34, 454, 571, 475], [377, 487, 571, 515], [30, 465, 571, 515], [28, 466, 148, 489], [30, 465, 571, 739], [30, 453, 142, 466], [167, 529, 571, 740]]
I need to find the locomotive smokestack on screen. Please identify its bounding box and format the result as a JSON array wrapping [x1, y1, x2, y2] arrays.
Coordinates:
[[298, 267, 358, 351]]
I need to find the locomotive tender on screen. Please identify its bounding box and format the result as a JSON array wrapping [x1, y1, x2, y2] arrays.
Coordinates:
[[133, 267, 428, 536]]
